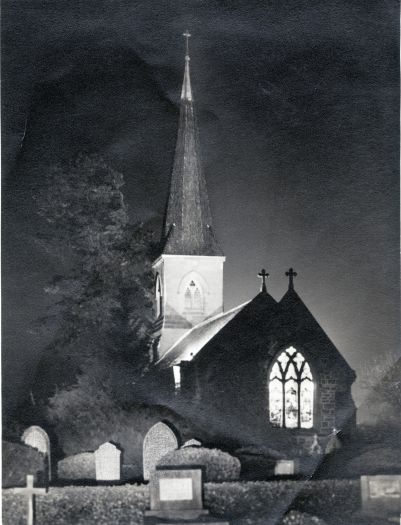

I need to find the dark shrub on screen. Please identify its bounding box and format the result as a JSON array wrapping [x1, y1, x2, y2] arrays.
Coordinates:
[[2, 440, 46, 488], [57, 453, 95, 480], [159, 447, 241, 481], [346, 447, 401, 476]]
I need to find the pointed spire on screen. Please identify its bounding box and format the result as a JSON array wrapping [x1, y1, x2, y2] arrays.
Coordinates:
[[162, 32, 223, 256], [181, 31, 192, 101]]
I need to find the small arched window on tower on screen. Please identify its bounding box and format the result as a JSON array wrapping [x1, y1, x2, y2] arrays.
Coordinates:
[[269, 347, 314, 429], [155, 274, 163, 318], [183, 280, 204, 313]]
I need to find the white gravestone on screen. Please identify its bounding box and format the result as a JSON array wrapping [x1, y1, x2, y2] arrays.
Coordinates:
[[143, 422, 179, 481], [95, 442, 121, 482], [275, 459, 297, 476], [182, 439, 202, 448], [21, 426, 51, 481]]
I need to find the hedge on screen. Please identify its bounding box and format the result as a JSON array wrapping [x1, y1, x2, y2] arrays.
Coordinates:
[[158, 447, 241, 481], [2, 441, 46, 488], [57, 453, 96, 480], [2, 480, 361, 525]]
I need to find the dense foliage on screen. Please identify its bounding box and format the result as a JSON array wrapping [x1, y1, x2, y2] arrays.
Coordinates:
[[2, 480, 362, 525], [51, 404, 191, 469], [14, 154, 159, 456], [158, 447, 241, 482], [57, 453, 96, 480], [33, 154, 155, 405], [2, 441, 46, 488]]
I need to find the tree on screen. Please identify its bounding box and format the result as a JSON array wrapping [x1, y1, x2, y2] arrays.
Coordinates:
[[33, 153, 155, 407]]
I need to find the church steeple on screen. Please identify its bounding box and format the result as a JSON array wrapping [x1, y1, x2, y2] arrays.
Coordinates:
[[162, 31, 223, 256], [152, 33, 226, 361]]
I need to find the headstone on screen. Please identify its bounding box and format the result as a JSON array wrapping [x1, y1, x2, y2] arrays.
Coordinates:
[[274, 459, 298, 476], [182, 439, 202, 448], [361, 475, 401, 518], [21, 426, 51, 481], [14, 474, 47, 525], [143, 422, 180, 481], [144, 466, 229, 524], [95, 442, 121, 482]]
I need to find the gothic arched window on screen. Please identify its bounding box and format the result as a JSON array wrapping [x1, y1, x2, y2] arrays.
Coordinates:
[[269, 347, 314, 429], [184, 280, 204, 312]]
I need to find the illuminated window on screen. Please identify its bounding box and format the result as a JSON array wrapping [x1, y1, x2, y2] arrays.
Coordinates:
[[183, 280, 203, 312], [155, 275, 163, 318], [269, 347, 314, 429], [173, 365, 181, 392]]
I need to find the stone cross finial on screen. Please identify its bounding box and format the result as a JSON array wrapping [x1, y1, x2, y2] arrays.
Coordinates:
[[183, 30, 191, 60], [14, 475, 47, 525], [258, 269, 269, 293], [285, 267, 297, 290]]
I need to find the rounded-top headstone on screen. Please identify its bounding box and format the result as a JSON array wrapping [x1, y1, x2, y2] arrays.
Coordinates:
[[143, 421, 180, 481], [21, 426, 50, 456], [21, 426, 51, 481]]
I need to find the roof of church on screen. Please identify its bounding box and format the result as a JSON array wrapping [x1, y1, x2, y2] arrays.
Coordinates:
[[276, 286, 355, 377], [161, 36, 223, 257], [167, 274, 355, 381], [156, 301, 250, 368]]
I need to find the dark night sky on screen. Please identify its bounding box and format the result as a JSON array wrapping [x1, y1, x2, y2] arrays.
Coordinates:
[[2, 0, 399, 415]]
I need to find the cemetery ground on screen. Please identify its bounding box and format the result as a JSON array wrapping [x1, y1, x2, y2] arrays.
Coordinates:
[[2, 478, 397, 525]]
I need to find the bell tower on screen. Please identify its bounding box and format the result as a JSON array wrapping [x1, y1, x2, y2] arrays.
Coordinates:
[[153, 32, 225, 360]]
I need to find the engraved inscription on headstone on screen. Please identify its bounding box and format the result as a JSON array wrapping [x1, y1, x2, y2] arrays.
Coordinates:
[[95, 442, 121, 482], [21, 426, 51, 481], [143, 421, 179, 481], [159, 477, 193, 501], [361, 475, 401, 517]]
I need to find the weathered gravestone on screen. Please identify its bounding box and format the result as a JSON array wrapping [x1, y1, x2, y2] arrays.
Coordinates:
[[361, 475, 401, 518], [14, 474, 47, 525], [143, 422, 180, 481], [21, 426, 51, 481], [95, 442, 121, 482], [182, 439, 202, 448], [144, 466, 229, 525], [274, 459, 299, 476]]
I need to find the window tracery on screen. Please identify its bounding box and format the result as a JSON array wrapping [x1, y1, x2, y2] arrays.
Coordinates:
[[183, 280, 204, 312], [269, 346, 314, 429]]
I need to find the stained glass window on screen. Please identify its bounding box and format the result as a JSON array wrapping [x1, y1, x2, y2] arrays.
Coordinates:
[[184, 280, 204, 312], [269, 347, 314, 429]]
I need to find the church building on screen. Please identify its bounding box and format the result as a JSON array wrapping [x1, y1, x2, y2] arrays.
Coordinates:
[[150, 35, 356, 455]]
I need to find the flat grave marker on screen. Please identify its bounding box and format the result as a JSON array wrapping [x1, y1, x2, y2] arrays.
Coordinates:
[[145, 466, 229, 525], [361, 475, 401, 519]]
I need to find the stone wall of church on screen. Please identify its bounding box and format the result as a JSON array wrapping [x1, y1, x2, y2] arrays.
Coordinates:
[[318, 372, 337, 433]]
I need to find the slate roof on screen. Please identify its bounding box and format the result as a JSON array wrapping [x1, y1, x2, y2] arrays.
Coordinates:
[[161, 51, 223, 256], [162, 283, 355, 382], [156, 301, 249, 368]]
